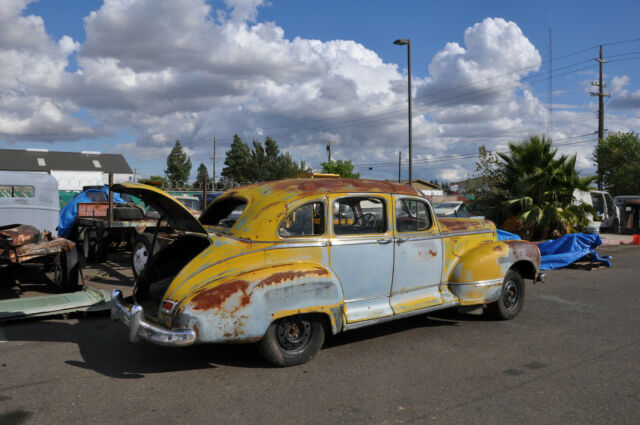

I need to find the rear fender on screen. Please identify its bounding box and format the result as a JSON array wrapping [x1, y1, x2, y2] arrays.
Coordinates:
[[175, 263, 343, 343]]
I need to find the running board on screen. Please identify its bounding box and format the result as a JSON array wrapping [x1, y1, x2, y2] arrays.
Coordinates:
[[342, 301, 460, 331]]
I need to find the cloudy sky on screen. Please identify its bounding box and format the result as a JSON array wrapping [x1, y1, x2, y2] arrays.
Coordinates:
[[1, 0, 640, 182]]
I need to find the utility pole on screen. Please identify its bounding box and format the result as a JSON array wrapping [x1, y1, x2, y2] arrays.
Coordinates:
[[211, 134, 216, 191], [326, 140, 336, 162], [590, 45, 610, 189], [398, 151, 401, 183], [590, 45, 610, 140], [547, 13, 553, 138]]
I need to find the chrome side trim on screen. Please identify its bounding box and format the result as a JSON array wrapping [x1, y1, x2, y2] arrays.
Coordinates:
[[111, 290, 196, 347], [342, 301, 460, 331], [440, 229, 494, 238], [344, 294, 389, 303], [446, 278, 503, 287], [330, 238, 391, 246], [394, 234, 442, 243]]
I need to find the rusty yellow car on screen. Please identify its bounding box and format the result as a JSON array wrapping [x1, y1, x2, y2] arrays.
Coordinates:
[[111, 179, 543, 366]]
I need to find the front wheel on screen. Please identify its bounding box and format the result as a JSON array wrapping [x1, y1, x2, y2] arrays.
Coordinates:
[[258, 315, 325, 367], [486, 269, 525, 320]]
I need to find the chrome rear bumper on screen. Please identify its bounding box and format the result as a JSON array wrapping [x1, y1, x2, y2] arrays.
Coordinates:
[[110, 289, 195, 347]]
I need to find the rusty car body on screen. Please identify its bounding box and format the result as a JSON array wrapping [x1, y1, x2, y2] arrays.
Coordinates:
[[0, 224, 79, 292], [111, 179, 542, 366]]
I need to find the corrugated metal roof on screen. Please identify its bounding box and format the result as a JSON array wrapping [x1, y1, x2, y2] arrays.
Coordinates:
[[0, 149, 133, 174]]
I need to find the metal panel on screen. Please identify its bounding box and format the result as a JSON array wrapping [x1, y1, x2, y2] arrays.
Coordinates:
[[390, 195, 444, 314], [329, 193, 394, 324]]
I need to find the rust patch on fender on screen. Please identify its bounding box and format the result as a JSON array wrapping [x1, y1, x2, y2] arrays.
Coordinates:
[[429, 250, 437, 257], [191, 280, 251, 311], [256, 267, 329, 288]]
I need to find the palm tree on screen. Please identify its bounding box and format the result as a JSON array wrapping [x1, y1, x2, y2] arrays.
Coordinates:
[[496, 135, 593, 240]]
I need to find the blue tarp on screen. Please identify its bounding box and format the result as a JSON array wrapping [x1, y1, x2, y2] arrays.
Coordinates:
[[497, 229, 521, 241], [58, 187, 127, 238], [497, 230, 611, 270], [537, 233, 611, 270]]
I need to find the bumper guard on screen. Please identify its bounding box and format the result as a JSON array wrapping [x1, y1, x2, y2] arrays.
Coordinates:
[[110, 289, 196, 347]]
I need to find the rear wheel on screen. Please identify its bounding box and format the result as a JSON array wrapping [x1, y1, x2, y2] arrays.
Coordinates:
[[486, 269, 525, 320], [131, 233, 158, 280], [258, 315, 325, 367]]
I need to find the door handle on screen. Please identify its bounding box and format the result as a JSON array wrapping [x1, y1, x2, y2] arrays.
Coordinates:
[[396, 238, 407, 244], [377, 239, 391, 245]]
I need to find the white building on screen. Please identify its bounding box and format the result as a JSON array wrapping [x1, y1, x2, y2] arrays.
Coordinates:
[[0, 148, 134, 190]]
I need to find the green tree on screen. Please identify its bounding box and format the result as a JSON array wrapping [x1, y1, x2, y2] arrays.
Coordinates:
[[165, 140, 192, 188], [222, 135, 309, 183], [593, 132, 640, 196], [320, 159, 360, 178], [496, 135, 594, 240], [221, 134, 252, 184], [194, 163, 210, 188]]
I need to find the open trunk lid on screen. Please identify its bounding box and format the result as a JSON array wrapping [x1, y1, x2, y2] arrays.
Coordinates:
[[112, 183, 207, 235]]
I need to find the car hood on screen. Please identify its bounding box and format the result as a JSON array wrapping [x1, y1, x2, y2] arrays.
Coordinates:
[[111, 183, 207, 235]]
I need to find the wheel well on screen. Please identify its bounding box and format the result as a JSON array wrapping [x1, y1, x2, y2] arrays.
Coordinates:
[[274, 312, 334, 335], [510, 260, 536, 280]]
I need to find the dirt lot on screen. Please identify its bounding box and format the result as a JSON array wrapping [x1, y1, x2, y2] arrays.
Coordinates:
[[1, 245, 639, 425]]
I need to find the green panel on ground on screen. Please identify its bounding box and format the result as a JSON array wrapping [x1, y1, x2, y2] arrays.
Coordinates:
[[0, 287, 111, 321]]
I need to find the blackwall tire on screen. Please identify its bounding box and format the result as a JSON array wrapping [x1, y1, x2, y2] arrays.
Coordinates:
[[487, 269, 525, 320], [257, 316, 325, 367]]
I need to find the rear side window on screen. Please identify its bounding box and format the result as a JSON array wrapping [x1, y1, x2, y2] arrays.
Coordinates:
[[0, 185, 35, 198], [396, 199, 432, 232], [279, 202, 325, 237]]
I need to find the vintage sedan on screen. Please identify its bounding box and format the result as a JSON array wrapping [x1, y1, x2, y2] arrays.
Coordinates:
[[111, 179, 543, 366]]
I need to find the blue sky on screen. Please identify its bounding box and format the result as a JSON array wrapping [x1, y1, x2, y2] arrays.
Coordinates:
[[3, 0, 640, 182]]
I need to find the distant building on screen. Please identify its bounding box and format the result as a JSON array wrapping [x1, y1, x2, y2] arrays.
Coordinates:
[[0, 148, 134, 190], [399, 179, 444, 197]]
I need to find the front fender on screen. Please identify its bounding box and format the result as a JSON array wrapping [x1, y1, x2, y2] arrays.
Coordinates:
[[448, 240, 540, 305], [175, 263, 343, 343]]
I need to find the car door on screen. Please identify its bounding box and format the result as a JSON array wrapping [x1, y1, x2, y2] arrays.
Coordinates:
[[329, 194, 394, 324], [390, 196, 444, 314]]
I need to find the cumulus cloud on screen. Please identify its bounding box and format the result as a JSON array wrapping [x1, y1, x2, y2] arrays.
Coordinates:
[[609, 76, 640, 110], [0, 0, 95, 141], [417, 18, 541, 107], [0, 2, 611, 181]]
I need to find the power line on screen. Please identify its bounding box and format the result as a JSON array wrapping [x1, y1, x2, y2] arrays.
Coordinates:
[[355, 133, 597, 170]]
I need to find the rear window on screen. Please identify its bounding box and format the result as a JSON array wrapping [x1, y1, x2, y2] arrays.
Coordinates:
[[0, 185, 35, 198], [199, 198, 247, 233]]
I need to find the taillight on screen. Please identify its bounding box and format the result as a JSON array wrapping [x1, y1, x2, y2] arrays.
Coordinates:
[[161, 300, 177, 313]]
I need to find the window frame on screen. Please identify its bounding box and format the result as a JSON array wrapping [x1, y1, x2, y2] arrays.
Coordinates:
[[330, 195, 389, 237], [394, 197, 435, 234], [277, 200, 327, 239]]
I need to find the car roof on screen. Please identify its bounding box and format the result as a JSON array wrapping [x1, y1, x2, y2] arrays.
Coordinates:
[[208, 179, 422, 241]]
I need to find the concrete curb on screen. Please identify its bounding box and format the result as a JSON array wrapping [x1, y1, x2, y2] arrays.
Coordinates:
[[600, 235, 635, 246]]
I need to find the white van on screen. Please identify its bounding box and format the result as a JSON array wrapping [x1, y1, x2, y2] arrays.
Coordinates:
[[573, 189, 618, 234], [0, 171, 60, 235]]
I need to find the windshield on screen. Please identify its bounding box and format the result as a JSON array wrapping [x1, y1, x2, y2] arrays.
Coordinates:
[[199, 198, 247, 234]]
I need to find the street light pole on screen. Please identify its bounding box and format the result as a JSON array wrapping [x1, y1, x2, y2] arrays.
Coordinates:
[[394, 38, 412, 185]]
